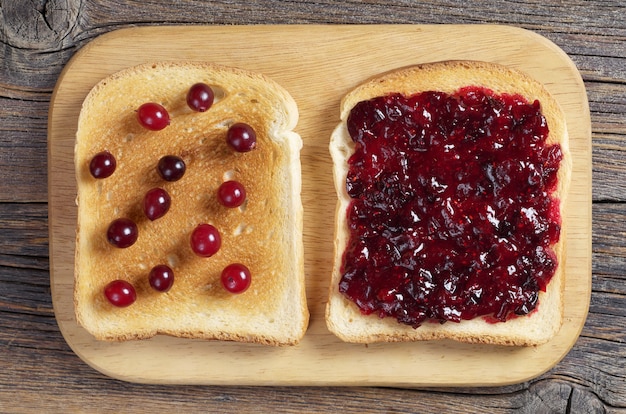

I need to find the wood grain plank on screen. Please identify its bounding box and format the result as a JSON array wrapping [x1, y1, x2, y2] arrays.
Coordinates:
[[0, 203, 48, 256], [593, 203, 626, 276], [593, 133, 626, 202], [0, 97, 50, 202]]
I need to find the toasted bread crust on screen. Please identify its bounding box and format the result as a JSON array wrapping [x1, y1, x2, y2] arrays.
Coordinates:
[[327, 60, 571, 346], [75, 62, 308, 345]]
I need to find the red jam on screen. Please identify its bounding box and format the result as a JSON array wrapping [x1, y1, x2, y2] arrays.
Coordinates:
[[340, 87, 563, 327]]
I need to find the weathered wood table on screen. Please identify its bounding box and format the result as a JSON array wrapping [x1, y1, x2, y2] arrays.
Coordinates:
[[1, 1, 623, 412]]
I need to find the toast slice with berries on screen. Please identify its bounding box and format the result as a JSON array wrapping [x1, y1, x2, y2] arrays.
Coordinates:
[[74, 61, 308, 345], [326, 61, 571, 346]]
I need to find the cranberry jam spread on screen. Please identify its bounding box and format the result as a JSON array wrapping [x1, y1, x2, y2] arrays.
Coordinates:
[[340, 87, 563, 327]]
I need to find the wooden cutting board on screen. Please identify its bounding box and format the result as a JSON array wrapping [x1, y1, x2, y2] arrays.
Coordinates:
[[48, 25, 592, 386]]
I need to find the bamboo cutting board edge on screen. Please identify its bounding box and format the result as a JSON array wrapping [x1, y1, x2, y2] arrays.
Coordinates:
[[48, 24, 592, 386]]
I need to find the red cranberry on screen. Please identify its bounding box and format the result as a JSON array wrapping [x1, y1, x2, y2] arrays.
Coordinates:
[[149, 265, 174, 292], [107, 218, 138, 248], [104, 280, 136, 307], [137, 102, 170, 131], [157, 155, 186, 182], [187, 83, 214, 112], [143, 188, 171, 221], [89, 151, 116, 178], [190, 223, 221, 257], [226, 123, 257, 152], [221, 263, 251, 294], [217, 180, 246, 208]]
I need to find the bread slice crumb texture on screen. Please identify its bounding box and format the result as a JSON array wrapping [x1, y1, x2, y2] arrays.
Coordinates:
[[75, 62, 308, 345], [327, 61, 571, 346]]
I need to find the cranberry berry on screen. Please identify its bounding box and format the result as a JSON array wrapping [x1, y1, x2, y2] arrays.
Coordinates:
[[217, 180, 246, 208], [226, 122, 257, 152], [104, 280, 136, 307], [221, 263, 251, 294], [149, 265, 174, 292], [143, 187, 171, 221], [157, 155, 186, 182], [89, 151, 116, 179], [137, 102, 170, 131], [187, 83, 214, 112], [190, 223, 221, 257], [106, 218, 138, 248]]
